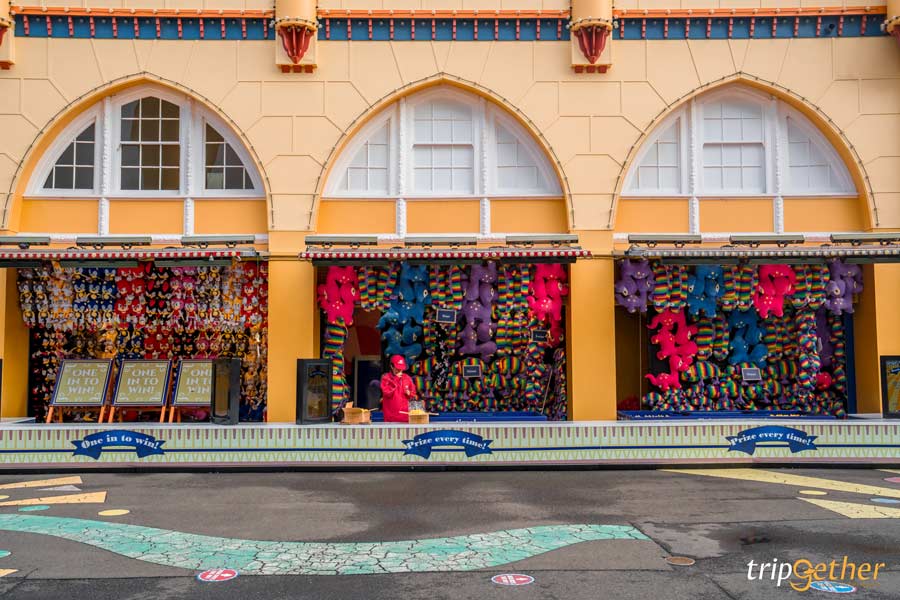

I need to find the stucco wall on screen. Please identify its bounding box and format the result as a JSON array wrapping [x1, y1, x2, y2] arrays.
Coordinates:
[[1, 31, 898, 237]]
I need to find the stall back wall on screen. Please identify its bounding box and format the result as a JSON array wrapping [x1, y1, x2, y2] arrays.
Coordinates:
[[615, 259, 859, 416], [318, 262, 569, 420], [17, 262, 268, 421]]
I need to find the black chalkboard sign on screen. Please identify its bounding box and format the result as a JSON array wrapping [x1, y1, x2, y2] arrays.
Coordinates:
[[531, 329, 550, 343], [462, 364, 483, 378], [741, 367, 762, 382], [435, 309, 458, 324]]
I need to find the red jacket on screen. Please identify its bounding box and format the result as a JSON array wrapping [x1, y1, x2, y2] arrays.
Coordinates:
[[381, 372, 417, 423]]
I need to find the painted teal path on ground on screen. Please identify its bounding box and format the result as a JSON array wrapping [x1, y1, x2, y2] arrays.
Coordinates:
[[0, 514, 647, 575]]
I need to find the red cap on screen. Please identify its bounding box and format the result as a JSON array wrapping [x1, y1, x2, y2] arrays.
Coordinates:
[[390, 355, 407, 371]]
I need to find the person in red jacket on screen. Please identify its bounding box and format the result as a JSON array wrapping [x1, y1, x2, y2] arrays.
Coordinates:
[[381, 355, 417, 423]]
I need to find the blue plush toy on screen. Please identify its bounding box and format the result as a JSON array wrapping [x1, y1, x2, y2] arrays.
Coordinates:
[[686, 265, 723, 318], [377, 308, 402, 331], [728, 309, 762, 345], [728, 331, 768, 367]]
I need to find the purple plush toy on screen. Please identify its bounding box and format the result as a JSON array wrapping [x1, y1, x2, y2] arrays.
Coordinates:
[[615, 259, 654, 313], [825, 259, 862, 315], [458, 263, 498, 361]]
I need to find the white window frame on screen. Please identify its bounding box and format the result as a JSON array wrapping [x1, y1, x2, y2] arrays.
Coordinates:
[[28, 108, 102, 198], [325, 86, 560, 200], [623, 85, 854, 199], [27, 83, 263, 200]]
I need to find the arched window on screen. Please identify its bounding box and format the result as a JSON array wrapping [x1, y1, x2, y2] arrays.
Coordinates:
[[623, 86, 854, 197], [326, 86, 560, 198], [29, 84, 263, 198]]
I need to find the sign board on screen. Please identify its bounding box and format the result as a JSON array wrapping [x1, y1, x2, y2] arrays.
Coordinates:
[[172, 360, 214, 406], [50, 360, 113, 407], [880, 356, 900, 418], [531, 329, 549, 343], [725, 426, 818, 456], [197, 569, 238, 583], [435, 308, 458, 324], [741, 367, 762, 382], [491, 574, 534, 586], [462, 364, 482, 378], [402, 429, 493, 459], [112, 360, 171, 407], [71, 430, 166, 459]]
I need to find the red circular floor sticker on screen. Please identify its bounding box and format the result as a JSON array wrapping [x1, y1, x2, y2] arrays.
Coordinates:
[[492, 574, 535, 586], [197, 568, 239, 582]]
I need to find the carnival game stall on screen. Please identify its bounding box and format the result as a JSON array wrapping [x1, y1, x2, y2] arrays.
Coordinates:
[[304, 238, 589, 421], [7, 241, 268, 422], [613, 236, 872, 417]]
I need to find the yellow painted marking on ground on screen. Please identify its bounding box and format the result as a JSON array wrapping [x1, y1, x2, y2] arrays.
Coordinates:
[[800, 497, 900, 519], [799, 490, 828, 496], [0, 570, 17, 578], [98, 509, 130, 517], [664, 468, 900, 499], [0, 491, 106, 507], [0, 496, 7, 500], [878, 469, 900, 475], [0, 476, 83, 490]]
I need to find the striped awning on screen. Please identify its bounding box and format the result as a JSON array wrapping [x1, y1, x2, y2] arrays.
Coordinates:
[[618, 244, 900, 263], [300, 247, 590, 264], [0, 248, 258, 262]]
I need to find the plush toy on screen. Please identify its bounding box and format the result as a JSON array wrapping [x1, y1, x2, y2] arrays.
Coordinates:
[[752, 264, 796, 318], [728, 332, 768, 367], [728, 309, 762, 345], [615, 259, 654, 314], [645, 370, 681, 391], [825, 259, 862, 315], [458, 263, 498, 361], [317, 265, 358, 325], [527, 263, 569, 344], [685, 265, 724, 318]]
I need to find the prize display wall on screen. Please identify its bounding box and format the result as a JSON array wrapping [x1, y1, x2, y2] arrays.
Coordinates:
[[317, 262, 569, 420], [17, 261, 268, 421], [615, 259, 862, 416]]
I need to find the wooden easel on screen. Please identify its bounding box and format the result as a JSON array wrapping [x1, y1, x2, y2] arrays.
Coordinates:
[[45, 404, 108, 424], [107, 404, 168, 423]]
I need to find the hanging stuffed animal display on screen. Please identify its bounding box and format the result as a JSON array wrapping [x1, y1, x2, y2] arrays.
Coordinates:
[[458, 263, 498, 361], [615, 259, 654, 313], [19, 262, 269, 422], [629, 259, 854, 416]]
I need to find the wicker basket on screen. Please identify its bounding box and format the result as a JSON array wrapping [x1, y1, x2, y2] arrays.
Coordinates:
[[341, 404, 371, 425]]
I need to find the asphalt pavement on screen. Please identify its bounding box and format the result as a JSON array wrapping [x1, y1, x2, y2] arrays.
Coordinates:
[[0, 468, 898, 599]]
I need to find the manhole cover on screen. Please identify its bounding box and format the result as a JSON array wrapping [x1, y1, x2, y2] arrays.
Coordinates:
[[666, 556, 695, 566]]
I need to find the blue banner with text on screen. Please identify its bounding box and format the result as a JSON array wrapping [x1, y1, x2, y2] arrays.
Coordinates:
[[71, 430, 166, 459], [726, 426, 818, 455], [402, 430, 493, 459]]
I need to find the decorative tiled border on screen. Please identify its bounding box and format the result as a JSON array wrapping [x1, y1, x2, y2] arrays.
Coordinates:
[[9, 7, 888, 41], [0, 420, 898, 469]]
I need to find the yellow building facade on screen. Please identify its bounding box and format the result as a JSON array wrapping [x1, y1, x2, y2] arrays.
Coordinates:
[[1, 0, 899, 423]]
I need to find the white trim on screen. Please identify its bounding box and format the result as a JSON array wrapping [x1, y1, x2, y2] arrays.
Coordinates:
[[98, 197, 109, 236], [480, 197, 491, 236], [183, 197, 195, 236], [28, 82, 263, 201], [395, 197, 407, 238]]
